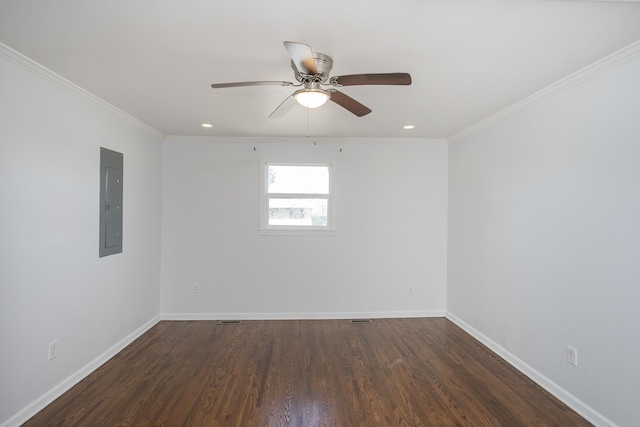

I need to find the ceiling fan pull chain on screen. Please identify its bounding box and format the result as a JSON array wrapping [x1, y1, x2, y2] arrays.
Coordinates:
[[306, 105, 310, 140]]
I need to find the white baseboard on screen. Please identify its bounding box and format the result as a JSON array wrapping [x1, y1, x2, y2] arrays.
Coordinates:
[[161, 310, 445, 321], [445, 311, 617, 427], [1, 315, 161, 427]]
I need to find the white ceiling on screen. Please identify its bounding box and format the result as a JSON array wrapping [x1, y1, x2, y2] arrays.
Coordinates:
[[1, 0, 640, 139]]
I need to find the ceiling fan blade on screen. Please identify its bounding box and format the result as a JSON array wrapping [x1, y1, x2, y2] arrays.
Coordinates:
[[269, 95, 297, 118], [283, 41, 317, 76], [330, 73, 412, 87], [329, 91, 372, 117], [211, 81, 295, 89]]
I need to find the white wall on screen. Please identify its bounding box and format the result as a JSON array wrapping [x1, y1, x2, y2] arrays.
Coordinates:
[[0, 50, 163, 424], [447, 56, 640, 426], [161, 138, 448, 318]]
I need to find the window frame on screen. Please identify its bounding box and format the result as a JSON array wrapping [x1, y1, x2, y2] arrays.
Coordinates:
[[259, 160, 336, 236]]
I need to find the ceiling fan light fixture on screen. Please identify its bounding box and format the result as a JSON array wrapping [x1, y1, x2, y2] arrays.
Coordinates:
[[294, 89, 330, 109]]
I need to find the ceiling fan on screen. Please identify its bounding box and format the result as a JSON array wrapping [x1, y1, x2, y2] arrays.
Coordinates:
[[211, 41, 412, 118]]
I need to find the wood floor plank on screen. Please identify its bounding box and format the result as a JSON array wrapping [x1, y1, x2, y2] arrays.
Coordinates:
[[23, 318, 592, 426]]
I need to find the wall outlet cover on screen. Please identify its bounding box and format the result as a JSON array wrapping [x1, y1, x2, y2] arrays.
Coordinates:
[[567, 346, 578, 367], [48, 340, 59, 360]]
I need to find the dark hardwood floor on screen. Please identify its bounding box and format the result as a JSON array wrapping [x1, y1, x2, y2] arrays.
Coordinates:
[[24, 318, 591, 426]]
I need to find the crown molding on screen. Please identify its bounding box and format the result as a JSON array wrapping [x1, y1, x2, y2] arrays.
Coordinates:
[[0, 43, 165, 140], [164, 135, 447, 144], [447, 39, 640, 143]]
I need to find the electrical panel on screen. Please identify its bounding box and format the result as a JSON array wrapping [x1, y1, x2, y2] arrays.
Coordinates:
[[99, 148, 123, 257]]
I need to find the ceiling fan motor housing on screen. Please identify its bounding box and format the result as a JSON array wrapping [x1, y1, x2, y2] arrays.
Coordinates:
[[291, 52, 333, 83]]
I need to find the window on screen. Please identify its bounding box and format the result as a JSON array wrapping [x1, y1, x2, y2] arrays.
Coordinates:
[[260, 161, 335, 235]]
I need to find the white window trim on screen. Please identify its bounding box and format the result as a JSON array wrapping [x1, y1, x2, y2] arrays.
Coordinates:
[[259, 159, 337, 236]]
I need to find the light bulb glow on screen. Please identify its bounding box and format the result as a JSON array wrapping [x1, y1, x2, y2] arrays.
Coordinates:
[[294, 90, 330, 109]]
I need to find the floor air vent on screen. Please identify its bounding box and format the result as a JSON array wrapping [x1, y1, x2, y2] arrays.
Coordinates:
[[349, 319, 374, 324], [218, 320, 242, 325]]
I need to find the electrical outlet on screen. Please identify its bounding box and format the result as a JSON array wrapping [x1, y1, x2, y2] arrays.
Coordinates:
[[48, 340, 59, 360], [408, 287, 414, 295], [193, 283, 200, 294], [567, 346, 578, 367]]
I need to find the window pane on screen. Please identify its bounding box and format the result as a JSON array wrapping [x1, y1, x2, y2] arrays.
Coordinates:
[[268, 165, 329, 194], [268, 198, 328, 226]]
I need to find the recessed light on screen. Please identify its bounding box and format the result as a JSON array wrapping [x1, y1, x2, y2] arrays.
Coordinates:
[[403, 125, 415, 130], [201, 123, 213, 128]]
